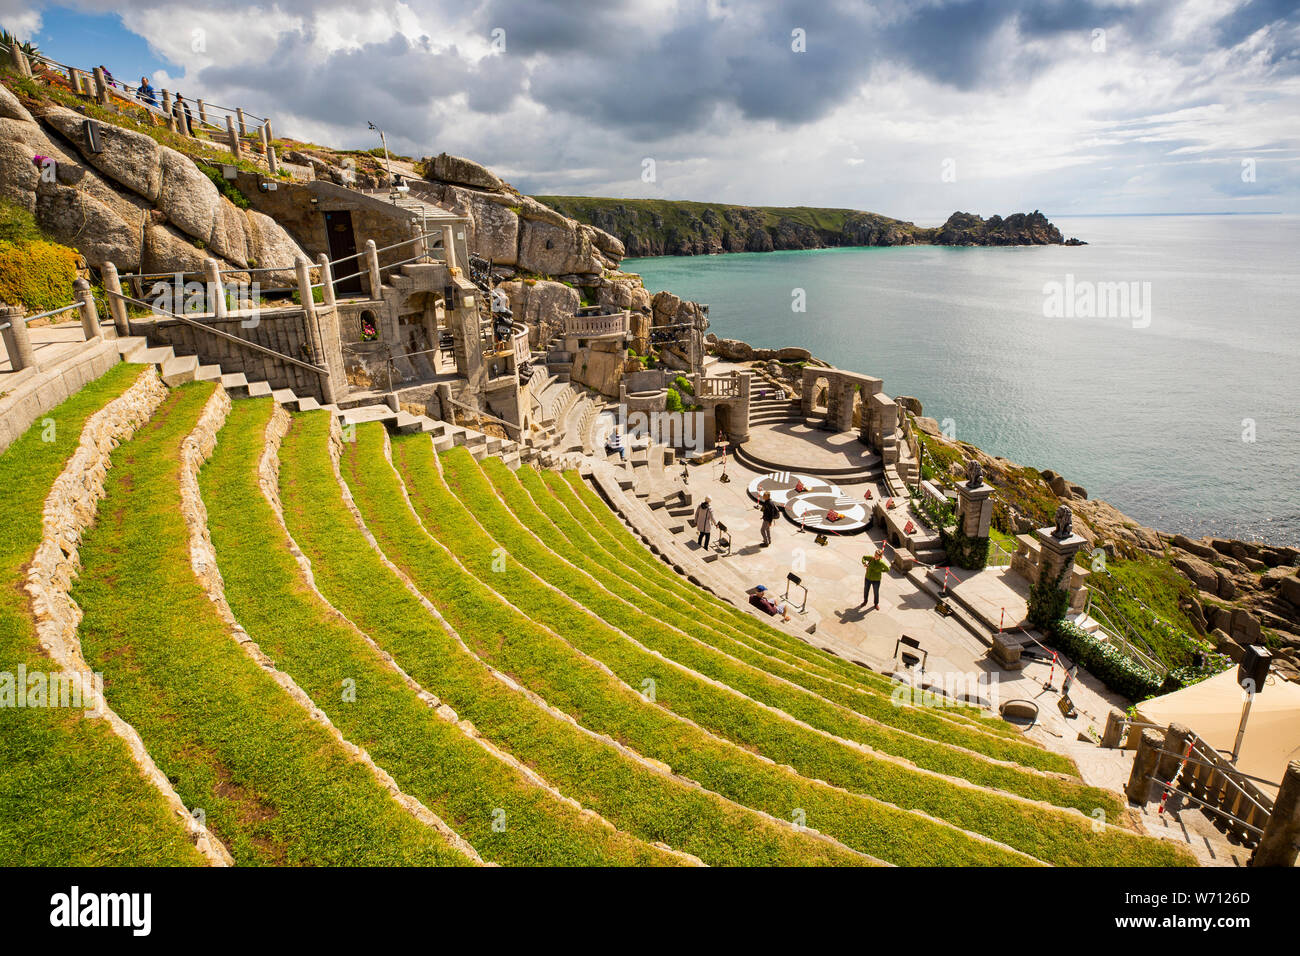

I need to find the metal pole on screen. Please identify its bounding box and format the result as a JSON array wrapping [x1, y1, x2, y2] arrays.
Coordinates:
[[1232, 691, 1254, 764]]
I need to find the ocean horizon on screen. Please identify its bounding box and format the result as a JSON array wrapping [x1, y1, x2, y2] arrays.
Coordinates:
[[625, 213, 1300, 547]]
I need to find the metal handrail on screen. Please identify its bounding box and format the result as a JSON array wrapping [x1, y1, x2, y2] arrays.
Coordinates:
[[1084, 584, 1164, 663], [21, 302, 82, 323], [107, 290, 329, 377]]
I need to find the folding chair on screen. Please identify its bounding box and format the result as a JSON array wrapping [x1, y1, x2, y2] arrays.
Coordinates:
[[715, 522, 731, 556], [783, 572, 808, 613]]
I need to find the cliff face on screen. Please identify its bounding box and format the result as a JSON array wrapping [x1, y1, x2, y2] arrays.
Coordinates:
[[534, 197, 1081, 257]]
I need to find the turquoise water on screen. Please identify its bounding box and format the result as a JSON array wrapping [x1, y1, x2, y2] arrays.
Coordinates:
[[625, 215, 1300, 545]]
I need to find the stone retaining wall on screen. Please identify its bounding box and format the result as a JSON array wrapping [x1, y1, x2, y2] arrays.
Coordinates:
[[24, 366, 232, 865]]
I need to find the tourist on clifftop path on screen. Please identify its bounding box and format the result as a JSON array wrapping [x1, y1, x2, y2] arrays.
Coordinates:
[[861, 547, 888, 610], [757, 491, 779, 547], [694, 497, 716, 550]]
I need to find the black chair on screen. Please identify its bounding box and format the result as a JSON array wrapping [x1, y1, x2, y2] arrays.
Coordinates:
[[783, 572, 808, 613], [715, 522, 731, 556]]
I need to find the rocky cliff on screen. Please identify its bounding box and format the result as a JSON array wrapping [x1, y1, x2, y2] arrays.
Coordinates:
[[0, 77, 306, 283], [534, 197, 1082, 257]]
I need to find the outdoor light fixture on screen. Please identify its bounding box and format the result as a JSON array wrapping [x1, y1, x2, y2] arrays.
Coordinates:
[[83, 119, 102, 153]]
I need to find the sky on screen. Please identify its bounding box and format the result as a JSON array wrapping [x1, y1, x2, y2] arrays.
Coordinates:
[[5, 0, 1298, 219]]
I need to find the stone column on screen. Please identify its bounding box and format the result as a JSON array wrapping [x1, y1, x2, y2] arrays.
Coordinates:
[[73, 279, 102, 340], [264, 119, 274, 143], [957, 481, 994, 539], [440, 225, 458, 270], [69, 68, 85, 95], [1101, 708, 1127, 748], [1126, 729, 1162, 804], [1, 303, 35, 372], [1254, 760, 1300, 867], [203, 259, 227, 320], [316, 254, 336, 310], [260, 123, 269, 156], [9, 46, 30, 76], [1035, 525, 1088, 594], [102, 261, 130, 336], [731, 368, 751, 443], [1156, 723, 1192, 783], [365, 240, 382, 298]]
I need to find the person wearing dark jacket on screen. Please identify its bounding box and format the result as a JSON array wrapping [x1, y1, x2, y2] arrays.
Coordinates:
[[757, 491, 779, 547]]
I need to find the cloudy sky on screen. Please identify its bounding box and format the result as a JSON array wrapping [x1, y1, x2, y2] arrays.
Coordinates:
[[7, 0, 1299, 219]]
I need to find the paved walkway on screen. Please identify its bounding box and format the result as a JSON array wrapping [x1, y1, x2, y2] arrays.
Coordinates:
[[0, 322, 90, 374]]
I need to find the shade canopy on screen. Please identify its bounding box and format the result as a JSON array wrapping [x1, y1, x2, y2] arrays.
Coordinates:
[[1137, 668, 1300, 799]]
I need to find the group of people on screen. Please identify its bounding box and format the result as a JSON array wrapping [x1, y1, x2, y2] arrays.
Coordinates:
[[692, 490, 892, 615], [125, 73, 196, 135]]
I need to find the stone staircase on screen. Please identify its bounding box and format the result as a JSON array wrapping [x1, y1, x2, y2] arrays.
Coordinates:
[[115, 335, 529, 467]]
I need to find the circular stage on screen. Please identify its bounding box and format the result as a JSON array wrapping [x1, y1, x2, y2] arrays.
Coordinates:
[[746, 471, 841, 506], [785, 491, 871, 535]]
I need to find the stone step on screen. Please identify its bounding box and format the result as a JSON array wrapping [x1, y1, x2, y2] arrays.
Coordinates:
[[246, 380, 273, 398], [139, 346, 175, 367], [219, 372, 250, 397], [115, 336, 150, 361], [160, 353, 198, 387], [194, 364, 223, 383]]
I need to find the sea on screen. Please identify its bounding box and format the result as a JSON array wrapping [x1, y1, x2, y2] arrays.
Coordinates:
[[624, 214, 1300, 546]]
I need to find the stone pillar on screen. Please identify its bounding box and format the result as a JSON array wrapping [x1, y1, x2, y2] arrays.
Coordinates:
[[365, 239, 382, 297], [102, 261, 130, 336], [731, 368, 751, 443], [197, 99, 208, 127], [203, 259, 227, 319], [1035, 526, 1088, 594], [1101, 708, 1127, 748], [1, 303, 35, 372], [92, 66, 109, 105], [260, 123, 269, 156], [1126, 729, 1162, 804], [440, 224, 457, 270], [957, 481, 994, 540], [295, 257, 317, 323], [225, 116, 240, 157], [1254, 760, 1300, 867], [9, 45, 31, 76], [1156, 723, 1192, 783], [236, 108, 248, 137], [73, 279, 102, 340], [316, 254, 336, 309]]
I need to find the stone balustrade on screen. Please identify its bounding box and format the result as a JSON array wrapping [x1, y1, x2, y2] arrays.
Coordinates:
[[565, 309, 629, 338]]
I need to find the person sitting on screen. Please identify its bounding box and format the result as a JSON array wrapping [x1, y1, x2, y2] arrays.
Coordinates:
[[748, 585, 792, 622], [137, 77, 156, 106]]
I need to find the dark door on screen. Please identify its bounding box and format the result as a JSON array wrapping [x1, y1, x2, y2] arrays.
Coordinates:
[[323, 210, 364, 296]]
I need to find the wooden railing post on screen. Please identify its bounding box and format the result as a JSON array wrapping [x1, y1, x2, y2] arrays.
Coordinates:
[[1126, 729, 1162, 804], [0, 303, 35, 371], [197, 98, 208, 127], [68, 67, 84, 95], [267, 146, 279, 176], [102, 261, 130, 336], [92, 66, 109, 105], [73, 278, 102, 340], [236, 107, 248, 137], [225, 116, 240, 157], [365, 239, 382, 298], [204, 259, 227, 320]]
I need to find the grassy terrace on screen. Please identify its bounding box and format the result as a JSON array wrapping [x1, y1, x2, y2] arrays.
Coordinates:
[[555, 470, 1023, 740], [71, 384, 471, 866], [401, 442, 1190, 867], [490, 459, 1053, 768], [199, 399, 676, 866], [350, 426, 1027, 865], [280, 411, 864, 866], [538, 469, 1026, 747], [0, 364, 203, 866]]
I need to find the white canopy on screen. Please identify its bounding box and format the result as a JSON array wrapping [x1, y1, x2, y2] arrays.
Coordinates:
[[1137, 668, 1300, 799]]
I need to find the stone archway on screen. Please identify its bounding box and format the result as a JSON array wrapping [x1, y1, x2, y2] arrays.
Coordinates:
[[715, 403, 732, 444]]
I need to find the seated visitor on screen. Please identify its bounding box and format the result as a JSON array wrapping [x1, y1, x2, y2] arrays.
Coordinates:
[[748, 585, 792, 622]]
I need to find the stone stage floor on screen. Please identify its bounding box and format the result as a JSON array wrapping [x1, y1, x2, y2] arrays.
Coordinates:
[[737, 418, 880, 472]]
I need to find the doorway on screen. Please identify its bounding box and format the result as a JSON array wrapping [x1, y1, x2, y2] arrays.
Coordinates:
[[323, 210, 364, 296]]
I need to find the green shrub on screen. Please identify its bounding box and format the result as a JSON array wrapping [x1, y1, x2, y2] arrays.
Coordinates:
[[1049, 621, 1165, 701], [673, 375, 694, 395], [664, 387, 683, 412], [0, 196, 45, 245], [0, 238, 79, 313], [198, 163, 250, 209]]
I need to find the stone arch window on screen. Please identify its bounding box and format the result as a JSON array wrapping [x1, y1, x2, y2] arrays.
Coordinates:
[[811, 376, 831, 413], [359, 309, 378, 341]]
